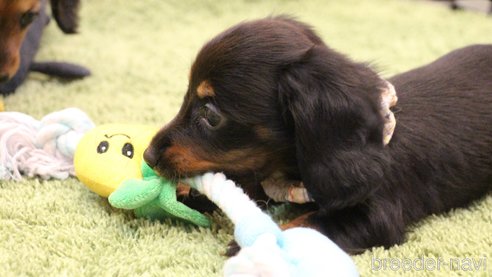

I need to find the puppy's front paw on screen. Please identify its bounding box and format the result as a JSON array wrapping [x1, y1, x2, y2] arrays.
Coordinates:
[[225, 240, 241, 257], [176, 185, 217, 213]]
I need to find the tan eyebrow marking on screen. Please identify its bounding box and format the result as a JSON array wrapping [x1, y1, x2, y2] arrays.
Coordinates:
[[197, 80, 215, 98]]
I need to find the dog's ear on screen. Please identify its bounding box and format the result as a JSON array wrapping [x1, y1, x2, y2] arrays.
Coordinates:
[[279, 45, 386, 152], [278, 45, 388, 196], [50, 0, 80, 34]]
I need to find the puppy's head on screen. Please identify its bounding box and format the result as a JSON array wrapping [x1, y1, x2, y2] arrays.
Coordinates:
[[0, 0, 80, 82], [145, 16, 387, 187], [0, 0, 41, 81]]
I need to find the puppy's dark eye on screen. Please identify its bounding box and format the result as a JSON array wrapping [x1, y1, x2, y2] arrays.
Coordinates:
[[199, 104, 223, 129], [20, 11, 38, 28]]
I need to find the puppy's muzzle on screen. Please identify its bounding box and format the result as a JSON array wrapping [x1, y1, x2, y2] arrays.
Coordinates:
[[143, 147, 161, 168]]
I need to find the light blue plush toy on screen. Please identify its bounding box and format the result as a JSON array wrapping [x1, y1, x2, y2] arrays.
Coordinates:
[[188, 173, 359, 277]]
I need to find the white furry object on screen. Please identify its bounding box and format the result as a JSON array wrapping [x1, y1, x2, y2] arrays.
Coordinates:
[[0, 108, 94, 180]]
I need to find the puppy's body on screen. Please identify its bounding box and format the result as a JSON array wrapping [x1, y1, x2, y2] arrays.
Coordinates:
[[389, 45, 492, 217], [144, 17, 492, 253], [385, 45, 492, 221], [315, 45, 492, 251]]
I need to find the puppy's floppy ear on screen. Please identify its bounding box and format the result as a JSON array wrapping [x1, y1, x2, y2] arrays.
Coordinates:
[[278, 45, 388, 208], [279, 45, 386, 152], [50, 0, 80, 33]]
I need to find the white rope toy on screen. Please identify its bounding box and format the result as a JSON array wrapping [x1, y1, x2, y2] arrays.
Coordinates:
[[0, 108, 94, 180], [188, 172, 359, 277]]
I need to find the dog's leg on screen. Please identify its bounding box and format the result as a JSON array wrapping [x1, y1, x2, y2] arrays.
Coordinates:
[[280, 211, 318, 230], [308, 204, 406, 254]]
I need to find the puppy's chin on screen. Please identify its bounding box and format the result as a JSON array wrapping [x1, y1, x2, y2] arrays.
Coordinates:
[[153, 167, 179, 181]]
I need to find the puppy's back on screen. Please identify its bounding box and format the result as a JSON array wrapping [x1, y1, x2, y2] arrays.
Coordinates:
[[387, 45, 492, 213], [391, 44, 492, 109]]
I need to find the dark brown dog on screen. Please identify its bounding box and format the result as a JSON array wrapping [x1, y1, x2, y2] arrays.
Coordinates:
[[0, 0, 79, 82], [144, 16, 492, 253]]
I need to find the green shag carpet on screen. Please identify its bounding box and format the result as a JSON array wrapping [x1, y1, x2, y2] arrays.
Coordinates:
[[1, 0, 491, 276]]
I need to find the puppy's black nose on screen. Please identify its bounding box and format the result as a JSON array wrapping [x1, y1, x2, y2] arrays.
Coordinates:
[[0, 74, 9, 83], [144, 147, 160, 168]]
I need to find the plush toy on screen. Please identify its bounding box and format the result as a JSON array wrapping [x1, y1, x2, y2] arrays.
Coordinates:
[[188, 173, 359, 277], [74, 124, 210, 227], [74, 124, 157, 197]]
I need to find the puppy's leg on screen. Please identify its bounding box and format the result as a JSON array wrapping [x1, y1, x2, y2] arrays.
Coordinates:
[[280, 211, 318, 230], [176, 183, 217, 213], [308, 204, 406, 254]]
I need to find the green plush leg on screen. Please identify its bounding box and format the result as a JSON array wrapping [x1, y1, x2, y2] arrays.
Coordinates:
[[135, 199, 172, 220], [109, 177, 162, 209], [158, 183, 211, 227]]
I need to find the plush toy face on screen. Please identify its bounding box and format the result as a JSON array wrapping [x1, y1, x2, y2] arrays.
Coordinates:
[[74, 124, 158, 197]]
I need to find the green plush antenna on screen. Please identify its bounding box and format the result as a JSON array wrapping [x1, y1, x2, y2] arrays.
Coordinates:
[[108, 162, 211, 227]]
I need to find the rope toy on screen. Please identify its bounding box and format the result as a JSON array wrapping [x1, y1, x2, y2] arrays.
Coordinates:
[[188, 172, 359, 277], [0, 108, 94, 180]]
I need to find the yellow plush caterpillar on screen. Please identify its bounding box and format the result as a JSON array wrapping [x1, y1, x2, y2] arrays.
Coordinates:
[[74, 124, 158, 197], [74, 124, 210, 227]]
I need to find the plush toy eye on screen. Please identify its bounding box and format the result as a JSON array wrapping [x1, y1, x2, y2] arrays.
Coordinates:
[[199, 104, 223, 129], [20, 11, 38, 29], [97, 141, 109, 153], [122, 143, 134, 159]]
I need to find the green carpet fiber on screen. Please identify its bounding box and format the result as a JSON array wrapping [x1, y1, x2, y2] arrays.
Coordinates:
[[1, 0, 491, 276]]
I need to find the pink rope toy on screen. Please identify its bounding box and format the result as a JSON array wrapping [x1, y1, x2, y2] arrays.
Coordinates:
[[0, 108, 94, 180]]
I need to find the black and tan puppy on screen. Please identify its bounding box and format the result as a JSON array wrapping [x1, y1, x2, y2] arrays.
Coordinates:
[[0, 0, 79, 81], [144, 16, 492, 253], [0, 0, 89, 94]]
